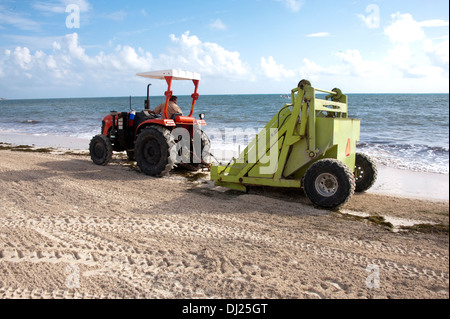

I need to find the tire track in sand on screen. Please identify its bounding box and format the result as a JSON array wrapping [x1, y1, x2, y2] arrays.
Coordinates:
[[0, 214, 447, 287]]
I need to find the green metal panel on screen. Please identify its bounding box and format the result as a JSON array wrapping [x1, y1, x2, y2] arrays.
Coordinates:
[[226, 104, 292, 179], [248, 135, 285, 178], [214, 181, 248, 192], [331, 117, 360, 169], [282, 138, 310, 177], [283, 117, 360, 177]]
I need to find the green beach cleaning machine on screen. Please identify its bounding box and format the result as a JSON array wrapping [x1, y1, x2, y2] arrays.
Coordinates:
[[210, 80, 377, 209]]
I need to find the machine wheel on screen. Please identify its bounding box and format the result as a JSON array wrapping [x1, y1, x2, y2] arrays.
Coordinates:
[[134, 126, 176, 176], [303, 159, 355, 209], [89, 135, 113, 166], [354, 153, 378, 192]]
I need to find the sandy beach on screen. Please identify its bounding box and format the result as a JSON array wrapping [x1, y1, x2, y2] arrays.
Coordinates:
[[0, 140, 448, 299]]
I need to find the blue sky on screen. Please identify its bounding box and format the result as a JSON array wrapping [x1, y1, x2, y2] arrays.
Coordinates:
[[0, 0, 448, 98]]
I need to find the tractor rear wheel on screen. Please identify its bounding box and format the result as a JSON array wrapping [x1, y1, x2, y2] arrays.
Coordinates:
[[303, 159, 355, 209], [134, 126, 176, 176], [354, 153, 377, 192], [89, 135, 113, 166]]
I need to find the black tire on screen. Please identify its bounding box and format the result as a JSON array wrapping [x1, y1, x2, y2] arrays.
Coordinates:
[[89, 135, 113, 166], [134, 126, 176, 176], [354, 153, 378, 192], [303, 159, 355, 209]]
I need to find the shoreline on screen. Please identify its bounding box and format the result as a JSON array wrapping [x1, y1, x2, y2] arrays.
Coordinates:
[[368, 166, 449, 202], [1, 131, 449, 202], [0, 130, 91, 150]]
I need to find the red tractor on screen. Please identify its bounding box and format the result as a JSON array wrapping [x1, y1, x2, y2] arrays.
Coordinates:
[[89, 70, 210, 176]]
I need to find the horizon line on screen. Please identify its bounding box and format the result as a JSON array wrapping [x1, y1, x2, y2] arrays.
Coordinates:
[[2, 92, 449, 101]]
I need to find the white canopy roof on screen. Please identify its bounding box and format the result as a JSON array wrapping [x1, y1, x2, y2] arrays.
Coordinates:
[[136, 69, 201, 81]]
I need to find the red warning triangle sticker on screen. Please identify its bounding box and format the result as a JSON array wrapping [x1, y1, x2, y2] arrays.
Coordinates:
[[345, 139, 351, 157]]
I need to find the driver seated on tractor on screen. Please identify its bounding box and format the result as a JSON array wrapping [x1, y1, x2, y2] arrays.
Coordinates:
[[150, 96, 182, 119]]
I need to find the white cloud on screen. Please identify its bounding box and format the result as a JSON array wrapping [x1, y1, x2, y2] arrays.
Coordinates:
[[109, 45, 153, 71], [306, 32, 330, 37], [0, 1, 90, 33], [33, 0, 91, 13], [1, 12, 447, 97], [384, 13, 449, 77], [419, 19, 449, 28], [275, 0, 304, 12], [299, 58, 328, 82], [385, 43, 412, 70], [0, 31, 251, 95], [13, 47, 33, 70], [299, 57, 343, 82], [33, 2, 66, 13], [292, 12, 449, 92], [0, 5, 40, 31], [290, 51, 382, 83], [335, 49, 387, 78], [210, 19, 227, 30], [0, 32, 152, 89], [424, 37, 449, 66], [2, 35, 67, 52], [166, 31, 251, 79], [260, 56, 296, 81], [385, 13, 425, 44]]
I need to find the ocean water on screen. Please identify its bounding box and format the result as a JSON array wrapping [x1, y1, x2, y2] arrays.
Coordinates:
[[0, 93, 448, 174]]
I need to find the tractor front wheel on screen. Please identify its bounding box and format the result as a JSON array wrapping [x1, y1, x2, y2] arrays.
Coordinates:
[[303, 159, 355, 209], [354, 153, 378, 192], [134, 126, 176, 176], [89, 135, 113, 166]]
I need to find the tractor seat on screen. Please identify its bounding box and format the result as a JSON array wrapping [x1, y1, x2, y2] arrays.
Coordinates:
[[143, 110, 159, 118], [133, 110, 158, 129]]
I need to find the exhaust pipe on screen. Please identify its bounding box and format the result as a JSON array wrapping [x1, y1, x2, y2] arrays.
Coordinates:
[[145, 84, 152, 110]]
